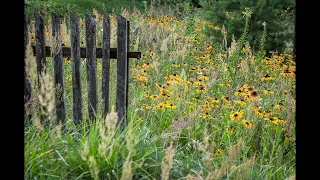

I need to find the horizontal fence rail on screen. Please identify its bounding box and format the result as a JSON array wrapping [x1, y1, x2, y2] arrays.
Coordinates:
[[31, 46, 142, 59]]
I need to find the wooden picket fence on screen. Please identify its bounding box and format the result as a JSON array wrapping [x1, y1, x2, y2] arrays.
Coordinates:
[[24, 11, 141, 131]]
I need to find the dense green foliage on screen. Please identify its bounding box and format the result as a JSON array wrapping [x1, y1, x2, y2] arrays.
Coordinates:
[[197, 0, 295, 55], [25, 0, 148, 18]]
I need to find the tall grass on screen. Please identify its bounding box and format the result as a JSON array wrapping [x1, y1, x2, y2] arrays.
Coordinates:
[[25, 2, 295, 179]]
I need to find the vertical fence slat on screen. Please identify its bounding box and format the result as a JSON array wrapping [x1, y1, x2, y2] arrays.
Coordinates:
[[116, 15, 128, 131], [52, 11, 66, 127], [126, 20, 130, 110], [85, 14, 97, 121], [70, 12, 83, 125], [24, 12, 32, 119], [102, 14, 110, 119], [35, 11, 46, 88]]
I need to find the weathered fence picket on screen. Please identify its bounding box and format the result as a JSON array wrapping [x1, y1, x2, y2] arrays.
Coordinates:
[[35, 11, 46, 88], [102, 14, 110, 119], [25, 11, 141, 131], [116, 15, 128, 131], [70, 12, 83, 125], [85, 14, 97, 121], [52, 12, 66, 127]]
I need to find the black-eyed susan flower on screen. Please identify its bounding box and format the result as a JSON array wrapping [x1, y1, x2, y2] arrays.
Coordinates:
[[149, 95, 160, 101], [284, 133, 292, 140], [166, 103, 177, 109], [137, 118, 143, 123], [142, 62, 154, 69], [263, 89, 274, 95], [156, 103, 166, 110], [249, 91, 259, 99], [67, 75, 72, 82], [215, 149, 222, 156], [235, 99, 246, 106], [222, 96, 231, 102], [192, 96, 201, 103], [261, 74, 274, 81], [169, 73, 180, 81], [263, 109, 273, 117], [230, 110, 244, 121], [196, 86, 207, 93], [241, 119, 253, 129], [246, 86, 255, 92], [274, 103, 286, 110], [193, 80, 206, 87], [226, 126, 236, 135], [199, 74, 209, 81], [171, 63, 180, 67], [142, 104, 150, 110], [209, 97, 220, 104]]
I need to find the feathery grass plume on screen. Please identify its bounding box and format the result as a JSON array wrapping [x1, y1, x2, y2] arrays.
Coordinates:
[[239, 59, 249, 75], [199, 126, 215, 172], [229, 155, 256, 180], [51, 121, 62, 140], [120, 152, 133, 180], [37, 71, 56, 130], [288, 173, 296, 180], [88, 155, 99, 180], [161, 143, 175, 180], [228, 34, 238, 56], [121, 8, 130, 19], [207, 69, 220, 87], [185, 171, 203, 180], [81, 140, 90, 161], [98, 106, 117, 158], [51, 26, 62, 57], [169, 116, 194, 136], [121, 126, 135, 180], [33, 114, 44, 131], [81, 139, 99, 179], [250, 120, 263, 155], [206, 138, 244, 180], [60, 18, 69, 46], [120, 126, 134, 180], [257, 22, 267, 60], [238, 8, 252, 49], [25, 26, 37, 88], [221, 24, 228, 51], [160, 36, 170, 56]]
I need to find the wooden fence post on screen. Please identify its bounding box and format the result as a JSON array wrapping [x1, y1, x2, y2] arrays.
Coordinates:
[[52, 11, 66, 128], [70, 12, 83, 125], [85, 14, 97, 121], [116, 15, 128, 131], [102, 14, 110, 119], [34, 11, 46, 88], [126, 20, 130, 110]]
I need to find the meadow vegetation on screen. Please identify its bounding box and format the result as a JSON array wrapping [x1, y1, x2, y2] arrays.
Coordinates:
[[25, 0, 295, 179]]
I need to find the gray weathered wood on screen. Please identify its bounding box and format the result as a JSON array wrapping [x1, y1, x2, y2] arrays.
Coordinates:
[[31, 46, 141, 59], [116, 15, 128, 131], [52, 11, 66, 127], [70, 12, 83, 125], [85, 14, 97, 121], [35, 11, 46, 88], [126, 20, 130, 110], [102, 14, 110, 118]]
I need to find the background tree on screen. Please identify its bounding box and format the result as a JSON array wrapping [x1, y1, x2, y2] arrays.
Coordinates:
[[198, 0, 295, 55]]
